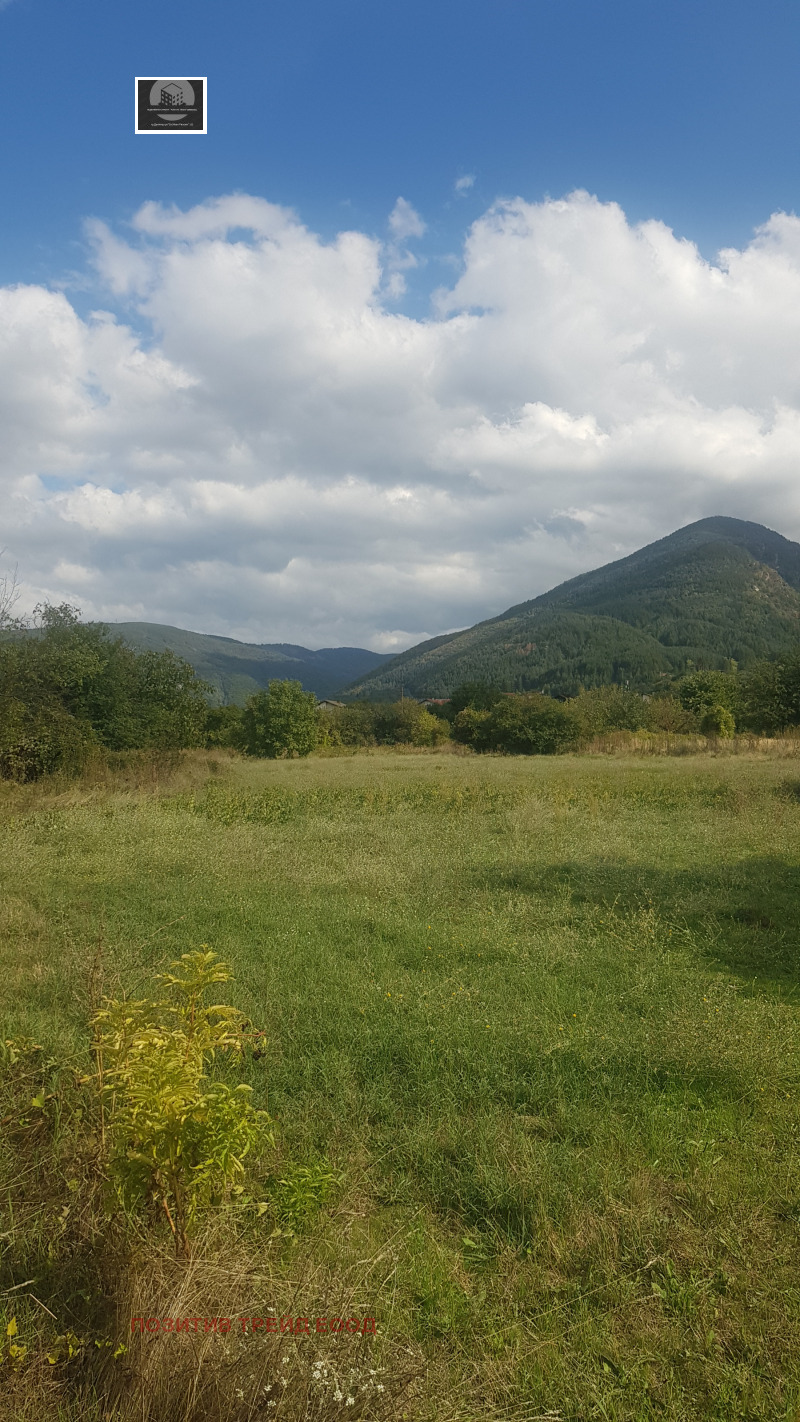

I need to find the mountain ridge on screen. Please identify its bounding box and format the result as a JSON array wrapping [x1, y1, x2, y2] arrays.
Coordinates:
[[347, 517, 800, 700], [109, 623, 393, 704]]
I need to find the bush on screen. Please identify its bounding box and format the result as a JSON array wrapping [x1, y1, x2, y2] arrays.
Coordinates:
[[569, 685, 648, 736], [484, 694, 581, 754], [641, 695, 698, 734], [242, 680, 318, 758], [700, 704, 736, 738], [0, 604, 210, 779], [317, 699, 450, 748], [318, 701, 377, 747], [678, 670, 740, 724], [93, 949, 269, 1258], [451, 706, 493, 749], [453, 694, 580, 754], [741, 654, 800, 733], [0, 696, 98, 781], [204, 703, 245, 749], [372, 702, 449, 746]]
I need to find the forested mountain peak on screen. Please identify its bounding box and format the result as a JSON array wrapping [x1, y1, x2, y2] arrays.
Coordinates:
[[502, 517, 800, 619], [348, 517, 800, 700]]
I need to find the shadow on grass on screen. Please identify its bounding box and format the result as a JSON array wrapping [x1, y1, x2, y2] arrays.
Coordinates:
[[481, 855, 800, 994], [384, 1045, 752, 1247]]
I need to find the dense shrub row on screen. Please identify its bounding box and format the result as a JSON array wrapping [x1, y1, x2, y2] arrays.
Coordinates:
[[0, 605, 209, 780], [445, 662, 800, 750], [206, 689, 451, 756]]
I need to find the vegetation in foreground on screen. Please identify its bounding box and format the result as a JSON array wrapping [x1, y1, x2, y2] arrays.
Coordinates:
[[3, 747, 800, 1419]]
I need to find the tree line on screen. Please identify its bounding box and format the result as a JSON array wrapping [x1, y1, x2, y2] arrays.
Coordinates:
[[2, 602, 800, 780], [442, 664, 800, 751]]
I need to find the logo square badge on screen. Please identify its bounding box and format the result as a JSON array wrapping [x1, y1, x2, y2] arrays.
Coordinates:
[[135, 79, 207, 134]]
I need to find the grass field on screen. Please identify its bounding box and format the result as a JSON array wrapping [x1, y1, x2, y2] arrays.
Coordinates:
[[3, 747, 800, 1420]]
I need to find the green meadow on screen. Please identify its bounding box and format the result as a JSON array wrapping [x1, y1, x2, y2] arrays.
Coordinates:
[[3, 747, 800, 1420]]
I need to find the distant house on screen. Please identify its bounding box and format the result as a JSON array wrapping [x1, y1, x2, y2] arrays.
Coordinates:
[[421, 698, 450, 707], [317, 699, 345, 710]]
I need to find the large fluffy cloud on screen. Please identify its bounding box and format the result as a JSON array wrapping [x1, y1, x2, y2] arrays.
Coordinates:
[[3, 189, 800, 648]]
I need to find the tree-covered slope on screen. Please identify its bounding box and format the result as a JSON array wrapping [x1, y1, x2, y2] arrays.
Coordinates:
[[348, 518, 800, 699], [109, 624, 392, 704]]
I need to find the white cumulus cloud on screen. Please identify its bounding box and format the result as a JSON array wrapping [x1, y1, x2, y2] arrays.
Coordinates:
[[2, 188, 800, 648], [388, 197, 427, 241]]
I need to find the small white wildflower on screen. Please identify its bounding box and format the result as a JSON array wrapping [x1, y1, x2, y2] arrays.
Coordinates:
[[334, 1390, 343, 1402], [282, 1355, 289, 1363], [377, 1383, 385, 1392], [281, 1377, 288, 1387], [313, 1370, 321, 1381], [346, 1397, 355, 1407]]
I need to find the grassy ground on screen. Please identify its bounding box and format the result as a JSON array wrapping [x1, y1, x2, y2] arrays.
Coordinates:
[[3, 747, 800, 1419]]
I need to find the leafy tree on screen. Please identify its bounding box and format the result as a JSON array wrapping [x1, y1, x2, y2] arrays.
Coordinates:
[[448, 681, 505, 716], [372, 700, 449, 746], [204, 703, 245, 749], [569, 685, 648, 736], [741, 653, 800, 733], [699, 704, 735, 738], [242, 680, 318, 758], [678, 670, 740, 723], [641, 696, 698, 734], [451, 706, 493, 749]]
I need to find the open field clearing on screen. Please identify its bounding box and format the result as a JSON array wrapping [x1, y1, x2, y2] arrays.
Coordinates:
[[3, 749, 800, 1420]]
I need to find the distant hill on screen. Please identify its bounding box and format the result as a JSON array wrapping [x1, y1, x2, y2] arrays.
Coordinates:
[[347, 517, 800, 699], [109, 624, 393, 704]]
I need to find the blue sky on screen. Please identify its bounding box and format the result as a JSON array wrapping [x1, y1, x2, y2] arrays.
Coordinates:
[[3, 0, 799, 291], [2, 0, 800, 647]]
